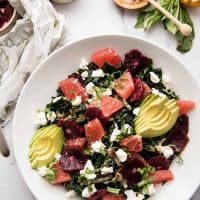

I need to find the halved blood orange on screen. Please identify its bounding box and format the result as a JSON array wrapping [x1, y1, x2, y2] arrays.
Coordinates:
[[113, 0, 148, 10]]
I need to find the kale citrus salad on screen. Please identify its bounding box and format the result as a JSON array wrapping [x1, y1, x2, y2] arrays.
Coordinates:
[[29, 48, 195, 200]]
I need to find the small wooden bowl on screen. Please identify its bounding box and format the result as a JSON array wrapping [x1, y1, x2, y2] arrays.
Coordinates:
[[114, 0, 148, 9]]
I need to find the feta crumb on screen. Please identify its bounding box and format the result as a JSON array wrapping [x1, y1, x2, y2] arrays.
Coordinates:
[[101, 166, 113, 175], [163, 73, 172, 90], [123, 124, 132, 134], [156, 145, 174, 159], [82, 184, 97, 198], [110, 124, 121, 142], [91, 141, 106, 153], [54, 153, 61, 161], [125, 190, 144, 200], [71, 96, 82, 106], [143, 184, 156, 196], [37, 166, 48, 177], [52, 96, 62, 103], [115, 149, 127, 163], [150, 72, 160, 83], [65, 190, 77, 199], [103, 88, 112, 96], [79, 58, 88, 70], [91, 69, 105, 78], [81, 71, 89, 80], [152, 88, 166, 97], [133, 107, 140, 116], [46, 111, 56, 122], [122, 180, 128, 189], [86, 82, 95, 95], [35, 111, 48, 127], [80, 160, 96, 180]]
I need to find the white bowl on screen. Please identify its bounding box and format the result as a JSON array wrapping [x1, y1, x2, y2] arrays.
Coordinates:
[[13, 35, 200, 200]]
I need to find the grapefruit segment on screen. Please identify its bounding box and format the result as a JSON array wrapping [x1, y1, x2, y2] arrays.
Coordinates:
[[91, 48, 121, 68], [120, 135, 142, 152], [152, 170, 174, 184], [89, 96, 124, 117], [114, 71, 134, 99], [52, 162, 71, 184], [59, 78, 88, 101], [85, 118, 105, 143], [176, 100, 195, 115]]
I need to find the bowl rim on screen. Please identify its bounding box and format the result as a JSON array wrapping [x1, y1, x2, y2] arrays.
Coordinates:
[[12, 34, 200, 199]]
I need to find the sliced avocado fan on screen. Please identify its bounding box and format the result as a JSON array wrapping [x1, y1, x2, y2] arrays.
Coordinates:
[[135, 94, 179, 138], [29, 124, 64, 169]]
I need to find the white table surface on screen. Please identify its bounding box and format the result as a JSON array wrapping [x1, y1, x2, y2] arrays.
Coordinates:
[[1, 1, 200, 199]]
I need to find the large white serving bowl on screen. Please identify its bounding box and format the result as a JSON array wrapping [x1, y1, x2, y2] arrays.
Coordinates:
[[13, 35, 200, 200]]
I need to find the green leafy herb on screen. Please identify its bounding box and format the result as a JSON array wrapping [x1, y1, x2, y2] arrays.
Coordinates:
[[46, 97, 71, 114], [175, 6, 195, 52], [135, 0, 195, 52]]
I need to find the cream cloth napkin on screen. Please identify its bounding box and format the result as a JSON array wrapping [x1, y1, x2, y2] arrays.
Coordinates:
[[0, 0, 68, 120]]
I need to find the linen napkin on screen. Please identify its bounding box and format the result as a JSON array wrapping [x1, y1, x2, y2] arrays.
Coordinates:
[[0, 0, 68, 120]]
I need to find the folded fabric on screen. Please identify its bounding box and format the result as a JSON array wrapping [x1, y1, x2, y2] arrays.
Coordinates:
[[0, 0, 68, 119]]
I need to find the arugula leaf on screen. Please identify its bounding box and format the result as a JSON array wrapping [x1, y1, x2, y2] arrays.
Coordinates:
[[175, 6, 195, 52]]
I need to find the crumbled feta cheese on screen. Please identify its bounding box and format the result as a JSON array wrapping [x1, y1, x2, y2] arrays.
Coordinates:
[[133, 107, 140, 116], [81, 71, 89, 80], [152, 88, 166, 97], [91, 141, 106, 153], [54, 153, 61, 161], [125, 190, 144, 200], [35, 111, 48, 127], [71, 96, 82, 106], [163, 73, 172, 90], [115, 149, 127, 163], [122, 180, 128, 189], [46, 111, 56, 122], [102, 88, 112, 96], [91, 69, 105, 78], [123, 124, 132, 134], [37, 166, 48, 177], [86, 82, 95, 95], [65, 190, 77, 199], [79, 58, 88, 70], [110, 124, 121, 142], [156, 145, 174, 159], [82, 184, 97, 198], [80, 160, 96, 180], [143, 184, 156, 196], [52, 96, 62, 103], [101, 166, 113, 175], [150, 72, 160, 83]]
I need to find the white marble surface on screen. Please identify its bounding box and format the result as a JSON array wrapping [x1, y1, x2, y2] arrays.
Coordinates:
[[1, 0, 200, 199]]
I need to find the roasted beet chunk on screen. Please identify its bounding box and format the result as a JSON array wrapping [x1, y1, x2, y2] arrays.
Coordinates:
[[85, 107, 109, 126], [123, 49, 152, 76], [88, 189, 107, 200], [129, 78, 145, 102], [60, 149, 87, 173], [60, 119, 84, 139], [121, 153, 147, 184], [147, 155, 171, 170], [163, 115, 189, 152]]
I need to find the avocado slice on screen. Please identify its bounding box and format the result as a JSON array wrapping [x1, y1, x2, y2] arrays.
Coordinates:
[[135, 94, 179, 138], [29, 124, 64, 169]]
